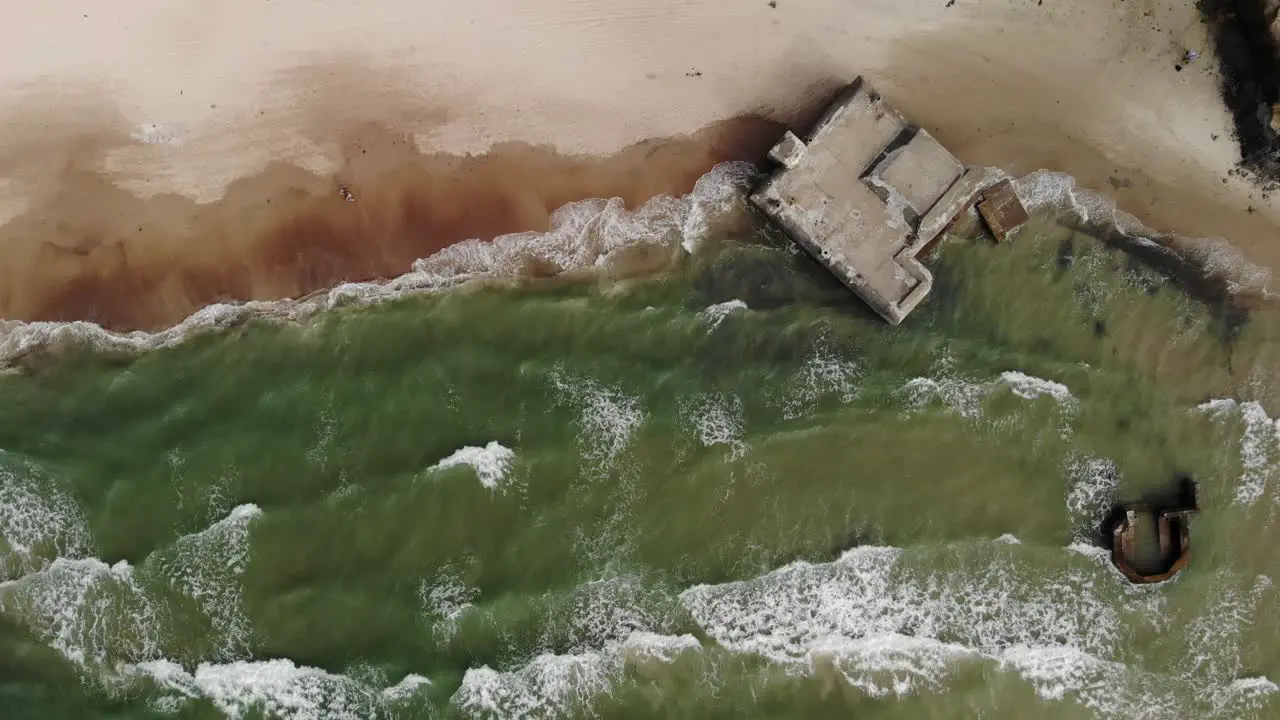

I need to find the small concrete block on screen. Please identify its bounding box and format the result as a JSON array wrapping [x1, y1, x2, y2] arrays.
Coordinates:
[[769, 131, 807, 168], [976, 179, 1029, 242]]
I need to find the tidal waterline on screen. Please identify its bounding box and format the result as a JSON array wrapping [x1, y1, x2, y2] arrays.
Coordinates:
[[0, 196, 1278, 718]]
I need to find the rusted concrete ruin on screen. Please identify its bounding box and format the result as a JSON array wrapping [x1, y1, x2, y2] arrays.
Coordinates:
[[750, 77, 1027, 324], [1103, 476, 1198, 584]]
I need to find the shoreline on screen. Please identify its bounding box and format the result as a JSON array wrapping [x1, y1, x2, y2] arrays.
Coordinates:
[[0, 117, 781, 331], [1, 0, 1278, 332], [2, 162, 1274, 374]]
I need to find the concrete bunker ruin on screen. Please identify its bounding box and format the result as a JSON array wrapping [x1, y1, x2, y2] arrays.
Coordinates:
[[750, 77, 1027, 324], [1101, 475, 1199, 584]]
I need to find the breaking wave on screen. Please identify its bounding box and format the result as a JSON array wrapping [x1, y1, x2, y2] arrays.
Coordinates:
[[699, 299, 748, 332], [452, 632, 701, 719], [0, 479, 431, 718], [898, 350, 1081, 442], [451, 574, 694, 718], [2, 161, 1274, 373], [427, 442, 518, 492], [1196, 398, 1280, 505], [133, 658, 432, 720], [679, 537, 1275, 718], [0, 455, 93, 581], [0, 162, 756, 370]]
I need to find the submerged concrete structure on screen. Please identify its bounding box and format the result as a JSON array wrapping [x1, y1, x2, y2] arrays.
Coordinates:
[[750, 77, 1024, 324], [1103, 476, 1199, 584]]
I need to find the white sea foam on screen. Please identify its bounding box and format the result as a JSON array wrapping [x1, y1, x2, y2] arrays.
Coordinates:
[[699, 299, 747, 332], [427, 442, 516, 491], [0, 497, 433, 717], [3, 161, 1271, 374], [1197, 397, 1240, 415], [814, 633, 977, 698], [0, 162, 757, 371], [900, 351, 987, 420], [901, 355, 1079, 431], [1066, 540, 1112, 563], [0, 461, 92, 580], [451, 631, 701, 719], [1223, 676, 1279, 712], [306, 408, 338, 470], [134, 657, 432, 720], [205, 469, 238, 522], [900, 374, 987, 421], [453, 572, 691, 717], [0, 504, 259, 676], [679, 162, 757, 253], [1182, 574, 1273, 683], [535, 575, 672, 657], [779, 335, 860, 421], [1000, 371, 1079, 411], [1063, 455, 1120, 539], [453, 651, 616, 719], [619, 630, 702, 663], [998, 645, 1183, 718], [381, 673, 433, 703], [148, 504, 262, 660], [442, 548, 1269, 712], [680, 542, 1121, 707], [0, 557, 163, 670], [548, 368, 646, 481], [1177, 575, 1279, 716], [1195, 399, 1280, 505], [679, 538, 1276, 716], [679, 392, 747, 460], [419, 563, 479, 641]]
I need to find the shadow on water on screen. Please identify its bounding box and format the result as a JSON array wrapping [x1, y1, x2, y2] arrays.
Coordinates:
[[684, 219, 886, 375], [690, 220, 875, 317], [1060, 215, 1255, 342]]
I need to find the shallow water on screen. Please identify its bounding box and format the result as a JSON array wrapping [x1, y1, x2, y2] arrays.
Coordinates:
[[1, 167, 1279, 719]]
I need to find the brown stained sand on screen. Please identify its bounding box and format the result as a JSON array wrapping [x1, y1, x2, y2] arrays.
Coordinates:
[[0, 116, 782, 331]]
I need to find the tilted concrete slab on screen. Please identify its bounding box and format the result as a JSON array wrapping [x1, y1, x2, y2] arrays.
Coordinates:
[[913, 165, 1011, 252], [750, 77, 1011, 324], [867, 129, 964, 216]]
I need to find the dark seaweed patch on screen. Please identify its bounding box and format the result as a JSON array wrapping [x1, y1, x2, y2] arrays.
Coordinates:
[[1198, 0, 1280, 183]]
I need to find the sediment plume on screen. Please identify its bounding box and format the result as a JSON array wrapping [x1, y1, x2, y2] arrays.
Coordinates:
[[0, 116, 781, 332]]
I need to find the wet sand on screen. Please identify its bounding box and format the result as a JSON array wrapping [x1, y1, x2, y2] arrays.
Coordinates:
[[1, 0, 1276, 330], [0, 116, 780, 330]]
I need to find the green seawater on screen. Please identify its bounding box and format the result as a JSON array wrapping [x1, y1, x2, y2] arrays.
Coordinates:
[[1, 213, 1279, 719]]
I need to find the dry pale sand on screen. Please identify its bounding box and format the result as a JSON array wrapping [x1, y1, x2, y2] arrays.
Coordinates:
[[0, 0, 1274, 329]]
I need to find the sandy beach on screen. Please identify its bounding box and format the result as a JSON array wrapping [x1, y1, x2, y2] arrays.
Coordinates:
[[0, 0, 1275, 330]]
